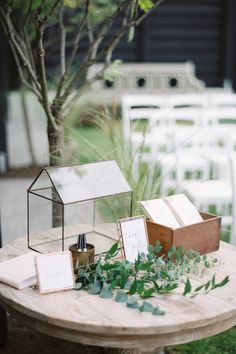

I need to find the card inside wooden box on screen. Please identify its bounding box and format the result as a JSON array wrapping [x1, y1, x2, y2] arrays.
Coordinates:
[[146, 212, 221, 255]]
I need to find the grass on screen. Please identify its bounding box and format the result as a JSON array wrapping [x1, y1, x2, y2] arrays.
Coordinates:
[[66, 116, 236, 354], [65, 124, 112, 163], [166, 326, 236, 354]]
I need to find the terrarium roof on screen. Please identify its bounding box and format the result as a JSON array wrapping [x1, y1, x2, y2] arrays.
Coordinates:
[[28, 160, 132, 204]]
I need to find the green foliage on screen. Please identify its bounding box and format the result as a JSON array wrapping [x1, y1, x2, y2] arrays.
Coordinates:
[[167, 326, 236, 354], [114, 289, 128, 303], [74, 241, 229, 316], [138, 0, 154, 12], [183, 278, 192, 296], [68, 106, 162, 216]]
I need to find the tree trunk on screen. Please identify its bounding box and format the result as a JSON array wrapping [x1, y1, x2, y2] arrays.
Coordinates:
[[20, 87, 37, 166], [47, 114, 65, 167], [47, 109, 65, 228]]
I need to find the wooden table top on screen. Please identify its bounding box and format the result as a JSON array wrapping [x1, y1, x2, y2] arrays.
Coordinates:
[[0, 236, 236, 351]]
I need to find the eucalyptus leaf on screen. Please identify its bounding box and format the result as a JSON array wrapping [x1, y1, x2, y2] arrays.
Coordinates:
[[141, 287, 156, 298], [96, 263, 103, 276], [130, 280, 137, 295], [138, 261, 153, 271], [99, 285, 113, 299], [212, 276, 230, 290], [137, 281, 145, 295], [154, 241, 162, 254], [211, 274, 216, 288], [147, 244, 155, 253], [105, 242, 119, 261], [73, 240, 229, 317], [204, 280, 211, 291], [152, 307, 165, 316], [183, 278, 192, 296], [139, 301, 153, 312], [88, 282, 101, 295], [160, 283, 178, 293], [127, 295, 139, 305], [114, 290, 128, 303], [194, 284, 205, 293], [74, 282, 83, 290], [124, 280, 132, 290], [127, 297, 140, 309]]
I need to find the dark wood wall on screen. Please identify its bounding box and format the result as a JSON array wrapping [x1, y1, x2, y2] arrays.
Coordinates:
[[113, 0, 236, 88], [1, 0, 236, 90]]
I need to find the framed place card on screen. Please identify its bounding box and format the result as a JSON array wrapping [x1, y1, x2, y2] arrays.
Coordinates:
[[35, 251, 75, 294], [117, 216, 149, 263]]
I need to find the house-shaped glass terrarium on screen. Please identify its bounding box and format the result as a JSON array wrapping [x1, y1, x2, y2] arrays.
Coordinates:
[[27, 160, 132, 254]]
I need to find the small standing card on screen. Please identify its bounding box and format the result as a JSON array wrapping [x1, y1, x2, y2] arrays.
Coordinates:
[[35, 251, 75, 294], [117, 216, 149, 263]]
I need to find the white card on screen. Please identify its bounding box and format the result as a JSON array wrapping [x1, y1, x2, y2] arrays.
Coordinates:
[[139, 199, 180, 228], [117, 216, 148, 263], [35, 251, 75, 294]]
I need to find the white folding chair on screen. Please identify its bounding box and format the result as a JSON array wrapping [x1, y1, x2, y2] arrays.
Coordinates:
[[121, 94, 166, 140], [150, 125, 212, 196], [165, 93, 207, 126], [182, 153, 236, 239], [203, 108, 236, 150], [208, 92, 236, 109], [183, 179, 232, 227]]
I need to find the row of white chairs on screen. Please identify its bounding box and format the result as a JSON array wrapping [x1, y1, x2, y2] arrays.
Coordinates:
[[122, 95, 236, 141], [141, 142, 236, 243], [121, 93, 236, 244], [122, 92, 236, 113]]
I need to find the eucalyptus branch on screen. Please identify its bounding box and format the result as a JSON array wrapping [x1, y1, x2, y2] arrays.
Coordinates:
[[35, 13, 60, 131], [0, 7, 40, 90], [74, 241, 229, 316]]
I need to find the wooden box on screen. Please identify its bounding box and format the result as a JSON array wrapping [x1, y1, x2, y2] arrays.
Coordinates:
[[146, 212, 221, 255]]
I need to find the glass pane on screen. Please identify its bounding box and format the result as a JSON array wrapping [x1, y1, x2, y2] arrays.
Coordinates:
[[45, 160, 132, 204], [28, 170, 62, 203], [94, 193, 131, 239], [28, 193, 63, 253]]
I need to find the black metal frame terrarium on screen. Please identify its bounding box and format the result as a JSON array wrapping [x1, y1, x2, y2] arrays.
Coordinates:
[[27, 160, 132, 254]]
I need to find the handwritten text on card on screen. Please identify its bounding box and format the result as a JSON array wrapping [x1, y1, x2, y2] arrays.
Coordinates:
[[119, 217, 148, 263]]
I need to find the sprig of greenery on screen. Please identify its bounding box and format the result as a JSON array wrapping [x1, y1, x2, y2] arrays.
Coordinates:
[[74, 241, 229, 315]]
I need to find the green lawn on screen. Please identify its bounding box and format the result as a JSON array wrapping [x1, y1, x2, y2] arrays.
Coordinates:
[[66, 122, 236, 354], [65, 124, 113, 163], [166, 326, 236, 354]]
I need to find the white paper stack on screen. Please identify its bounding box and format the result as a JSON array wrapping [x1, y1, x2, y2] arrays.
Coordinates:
[[0, 251, 37, 289], [140, 194, 203, 228]]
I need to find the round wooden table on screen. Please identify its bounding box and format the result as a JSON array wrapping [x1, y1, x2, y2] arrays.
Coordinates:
[[0, 237, 236, 354]]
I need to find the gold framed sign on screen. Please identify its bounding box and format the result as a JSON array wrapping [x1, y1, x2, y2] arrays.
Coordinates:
[[35, 251, 75, 294], [117, 216, 149, 263]]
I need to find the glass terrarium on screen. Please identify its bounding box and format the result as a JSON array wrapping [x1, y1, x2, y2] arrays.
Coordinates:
[[27, 160, 132, 254]]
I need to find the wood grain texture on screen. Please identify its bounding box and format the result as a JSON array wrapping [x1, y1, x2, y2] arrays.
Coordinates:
[[0, 235, 236, 350], [147, 212, 221, 256]]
